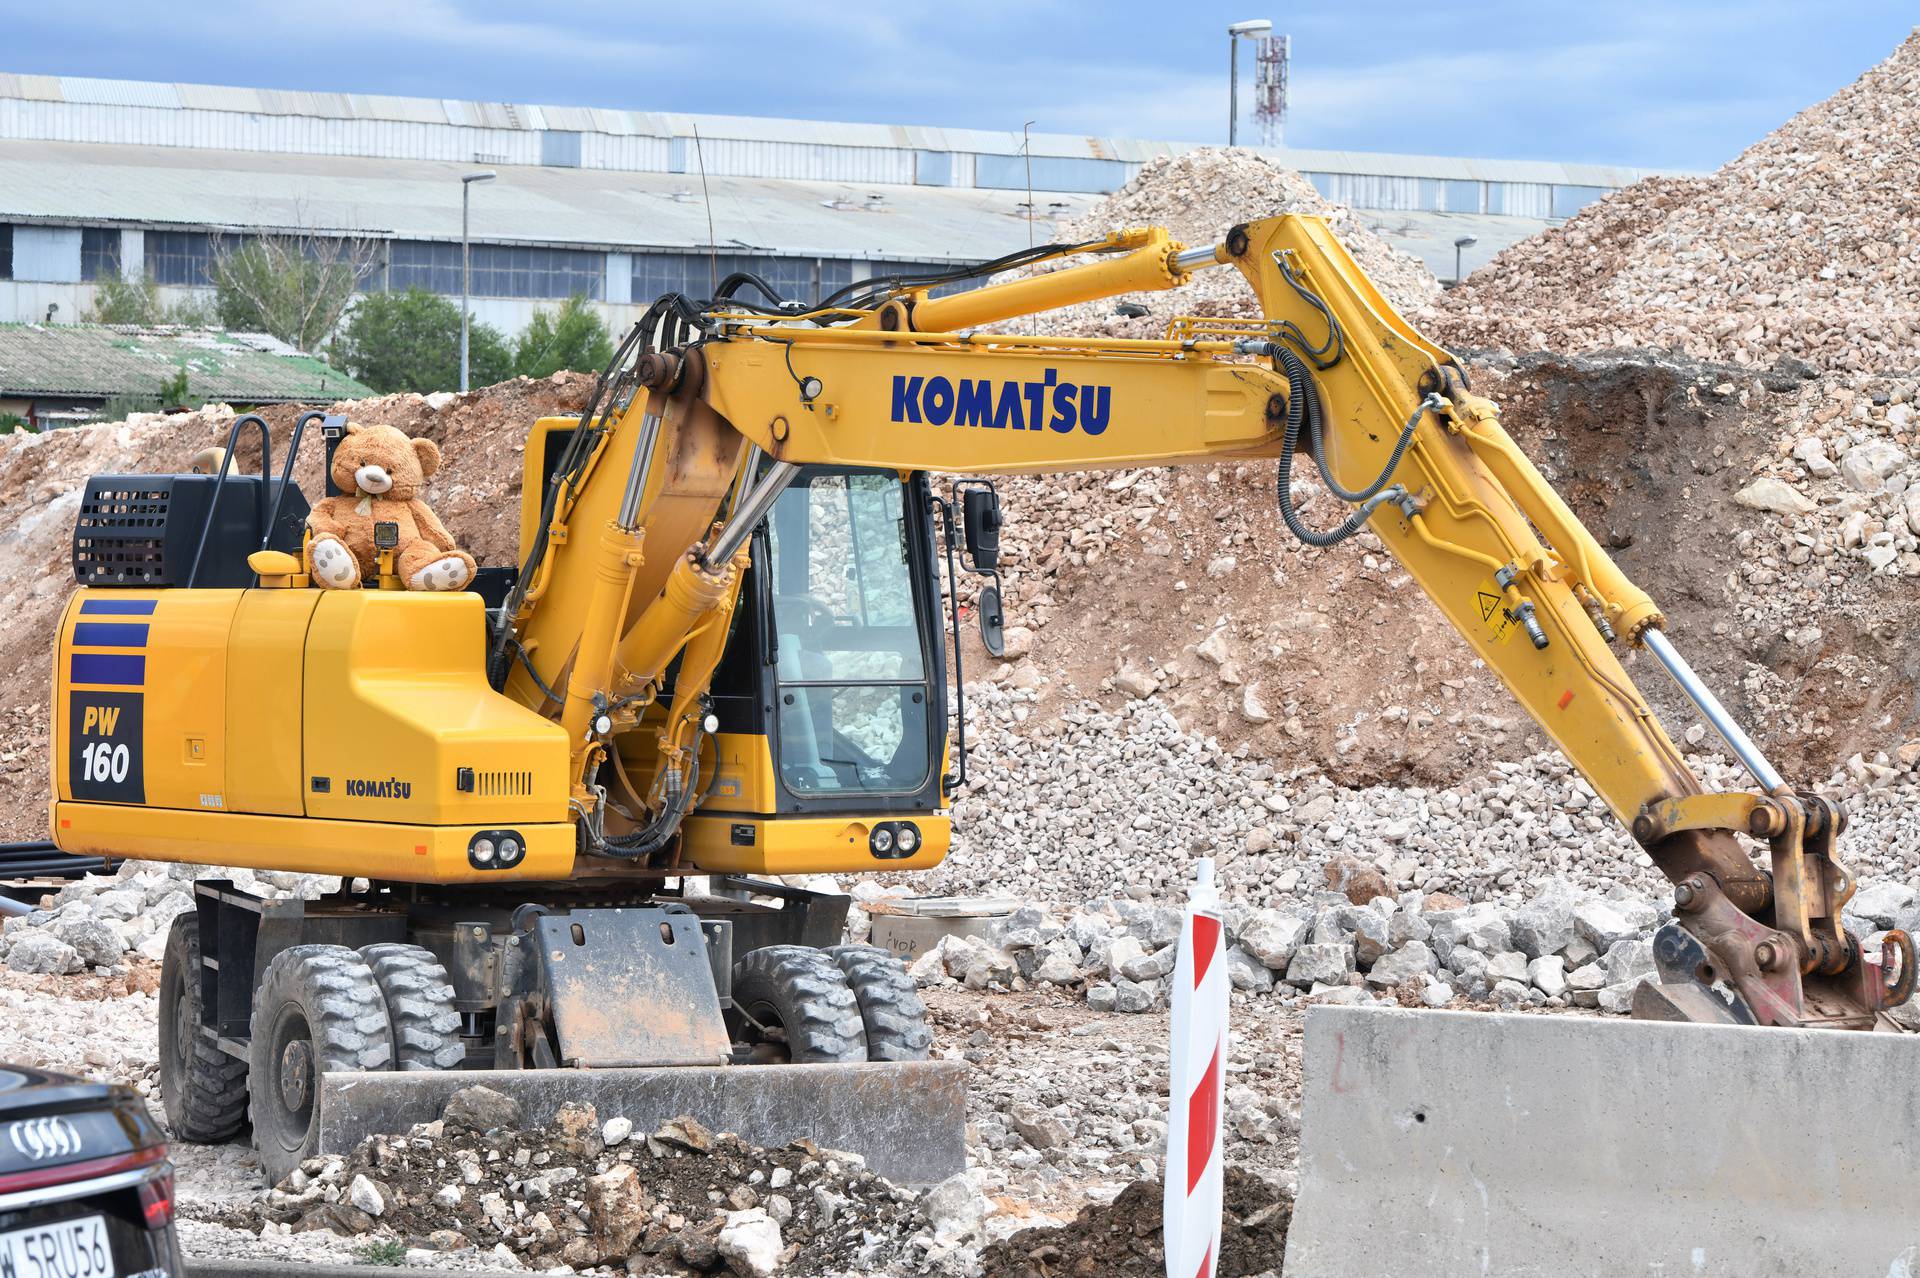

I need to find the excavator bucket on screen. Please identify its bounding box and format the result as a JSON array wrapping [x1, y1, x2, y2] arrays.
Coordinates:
[[311, 1059, 967, 1186], [1283, 1006, 1920, 1276]]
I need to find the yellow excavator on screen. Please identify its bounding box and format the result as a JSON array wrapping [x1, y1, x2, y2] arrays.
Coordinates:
[[49, 214, 1910, 1187]]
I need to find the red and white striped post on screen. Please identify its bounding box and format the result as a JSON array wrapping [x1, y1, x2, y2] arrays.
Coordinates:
[[1164, 857, 1227, 1278]]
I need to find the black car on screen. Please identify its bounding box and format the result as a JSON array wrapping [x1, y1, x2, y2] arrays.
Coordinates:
[[0, 1064, 180, 1278]]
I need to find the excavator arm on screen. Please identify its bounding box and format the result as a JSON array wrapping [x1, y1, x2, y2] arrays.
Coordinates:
[[505, 214, 1907, 1030]]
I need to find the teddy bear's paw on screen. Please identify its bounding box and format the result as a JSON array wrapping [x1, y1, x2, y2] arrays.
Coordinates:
[[411, 556, 472, 592], [311, 538, 358, 588]]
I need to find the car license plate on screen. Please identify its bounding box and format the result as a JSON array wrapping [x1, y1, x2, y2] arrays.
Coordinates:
[[0, 1214, 116, 1278]]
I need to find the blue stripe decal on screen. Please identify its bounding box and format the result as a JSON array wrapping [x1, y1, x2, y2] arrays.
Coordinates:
[[71, 622, 149, 648], [79, 598, 159, 616], [69, 653, 146, 686]]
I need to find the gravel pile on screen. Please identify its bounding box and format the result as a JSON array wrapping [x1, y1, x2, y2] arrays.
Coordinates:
[[1011, 147, 1439, 340], [1430, 32, 1920, 373], [892, 681, 1920, 1025]]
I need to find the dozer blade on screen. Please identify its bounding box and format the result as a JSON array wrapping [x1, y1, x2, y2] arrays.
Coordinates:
[[1284, 1006, 1920, 1276], [313, 1060, 966, 1187]]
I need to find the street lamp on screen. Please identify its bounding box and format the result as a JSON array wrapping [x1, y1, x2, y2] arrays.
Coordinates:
[[1227, 19, 1272, 146], [1452, 234, 1479, 285], [460, 170, 497, 392]]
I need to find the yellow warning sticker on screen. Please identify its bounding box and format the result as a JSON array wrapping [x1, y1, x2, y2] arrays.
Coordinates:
[[1475, 577, 1517, 646]]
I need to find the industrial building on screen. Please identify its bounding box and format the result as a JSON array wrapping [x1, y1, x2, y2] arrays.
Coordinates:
[[0, 73, 1661, 340]]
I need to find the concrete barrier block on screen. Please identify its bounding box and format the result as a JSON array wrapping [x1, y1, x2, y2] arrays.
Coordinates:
[[1284, 1005, 1920, 1276]]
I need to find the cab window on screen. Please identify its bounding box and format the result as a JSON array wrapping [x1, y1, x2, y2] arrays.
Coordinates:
[[766, 471, 931, 795]]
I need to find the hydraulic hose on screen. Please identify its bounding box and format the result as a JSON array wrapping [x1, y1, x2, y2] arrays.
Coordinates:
[[594, 718, 708, 860], [1261, 342, 1434, 547]]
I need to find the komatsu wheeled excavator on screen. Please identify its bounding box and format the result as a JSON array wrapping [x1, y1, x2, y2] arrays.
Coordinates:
[[48, 214, 1911, 1186]]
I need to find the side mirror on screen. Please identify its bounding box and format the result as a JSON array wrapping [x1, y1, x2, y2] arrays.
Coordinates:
[[960, 487, 1001, 573], [977, 583, 1005, 657]]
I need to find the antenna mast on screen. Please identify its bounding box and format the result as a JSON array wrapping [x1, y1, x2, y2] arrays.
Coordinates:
[[1254, 33, 1289, 146]]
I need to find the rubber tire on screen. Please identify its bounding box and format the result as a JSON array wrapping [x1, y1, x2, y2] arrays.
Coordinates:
[[732, 945, 868, 1063], [158, 914, 249, 1143], [358, 943, 466, 1071], [826, 944, 933, 1061], [247, 945, 393, 1186]]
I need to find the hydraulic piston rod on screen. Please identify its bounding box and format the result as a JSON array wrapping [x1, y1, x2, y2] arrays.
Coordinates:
[[1641, 627, 1786, 794]]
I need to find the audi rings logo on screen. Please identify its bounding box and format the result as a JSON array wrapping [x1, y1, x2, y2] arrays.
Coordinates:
[[7, 1116, 82, 1162]]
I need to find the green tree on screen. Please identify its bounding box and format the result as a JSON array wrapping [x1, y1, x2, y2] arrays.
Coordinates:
[[85, 275, 219, 327], [157, 366, 192, 409], [333, 288, 512, 394], [0, 413, 33, 435], [512, 294, 613, 379], [210, 233, 377, 352]]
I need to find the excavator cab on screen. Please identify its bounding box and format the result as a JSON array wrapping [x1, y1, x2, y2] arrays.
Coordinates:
[[697, 467, 951, 832]]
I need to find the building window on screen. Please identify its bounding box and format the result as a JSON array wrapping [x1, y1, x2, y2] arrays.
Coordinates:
[[147, 231, 224, 286], [0, 225, 10, 281], [81, 228, 122, 281], [1441, 180, 1482, 214], [1551, 185, 1611, 219], [387, 240, 604, 299], [386, 239, 461, 294]]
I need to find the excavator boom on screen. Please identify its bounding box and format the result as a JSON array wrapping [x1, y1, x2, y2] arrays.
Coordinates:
[[535, 213, 1901, 1031]]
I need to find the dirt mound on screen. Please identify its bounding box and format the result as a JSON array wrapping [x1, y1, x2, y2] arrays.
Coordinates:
[[217, 1097, 932, 1275], [977, 1168, 1290, 1277], [1429, 33, 1920, 373], [0, 374, 592, 840]]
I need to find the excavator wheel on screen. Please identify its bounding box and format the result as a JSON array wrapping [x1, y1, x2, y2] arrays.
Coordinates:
[[248, 945, 394, 1185], [826, 945, 933, 1061], [158, 914, 249, 1143], [358, 943, 466, 1071], [731, 945, 868, 1064]]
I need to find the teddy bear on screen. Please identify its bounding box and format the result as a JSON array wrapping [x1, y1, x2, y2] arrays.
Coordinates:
[[304, 422, 476, 592]]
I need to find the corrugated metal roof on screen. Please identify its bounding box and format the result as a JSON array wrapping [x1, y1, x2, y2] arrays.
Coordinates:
[[0, 323, 374, 401], [0, 72, 1673, 186], [0, 140, 1090, 262]]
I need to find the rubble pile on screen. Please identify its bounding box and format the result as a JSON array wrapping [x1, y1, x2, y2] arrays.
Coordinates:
[[218, 1093, 945, 1277], [0, 860, 334, 975], [1011, 147, 1439, 340], [1431, 33, 1920, 373], [907, 877, 1674, 1019]]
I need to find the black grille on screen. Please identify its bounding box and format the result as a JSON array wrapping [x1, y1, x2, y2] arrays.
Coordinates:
[[477, 770, 534, 798], [72, 473, 309, 588], [74, 482, 174, 585]]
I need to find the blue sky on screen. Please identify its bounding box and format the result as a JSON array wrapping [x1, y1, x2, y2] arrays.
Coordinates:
[[10, 2, 1915, 170]]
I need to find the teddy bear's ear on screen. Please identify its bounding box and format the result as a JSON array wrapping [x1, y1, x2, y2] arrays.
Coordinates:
[[412, 436, 442, 478]]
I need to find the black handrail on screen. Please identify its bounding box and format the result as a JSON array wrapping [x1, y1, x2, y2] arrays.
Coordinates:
[[932, 493, 968, 791], [258, 411, 334, 558], [186, 413, 271, 588]]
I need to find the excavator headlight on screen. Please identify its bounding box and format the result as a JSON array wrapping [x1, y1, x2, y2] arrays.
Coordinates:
[[896, 823, 921, 853], [870, 826, 895, 855], [468, 829, 525, 869]]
